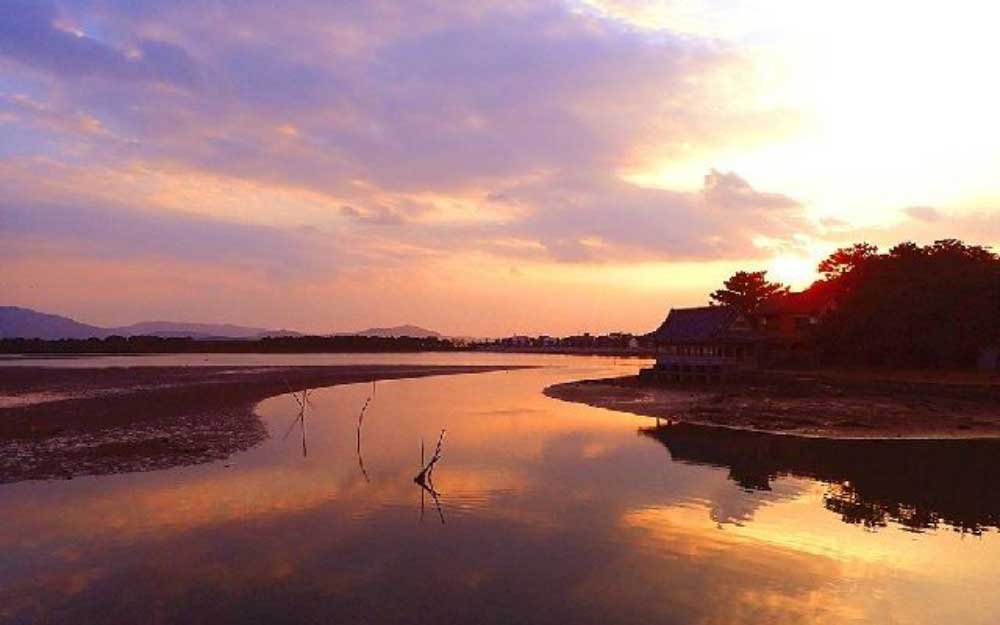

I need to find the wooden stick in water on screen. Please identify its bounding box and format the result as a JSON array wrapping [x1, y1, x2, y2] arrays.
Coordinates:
[[414, 429, 445, 485]]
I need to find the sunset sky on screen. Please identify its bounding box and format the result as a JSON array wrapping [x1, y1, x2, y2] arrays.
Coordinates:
[[2, 0, 998, 336]]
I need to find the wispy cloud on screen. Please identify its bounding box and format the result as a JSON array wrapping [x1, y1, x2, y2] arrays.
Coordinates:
[[0, 0, 991, 333], [0, 1, 201, 88]]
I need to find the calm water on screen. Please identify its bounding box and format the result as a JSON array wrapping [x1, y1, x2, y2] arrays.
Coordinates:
[[2, 355, 999, 624]]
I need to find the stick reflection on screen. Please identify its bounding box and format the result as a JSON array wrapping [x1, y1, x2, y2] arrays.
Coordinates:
[[283, 388, 312, 458], [415, 430, 446, 524]]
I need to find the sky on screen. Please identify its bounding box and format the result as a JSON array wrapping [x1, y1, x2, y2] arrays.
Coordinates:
[[1, 0, 998, 336]]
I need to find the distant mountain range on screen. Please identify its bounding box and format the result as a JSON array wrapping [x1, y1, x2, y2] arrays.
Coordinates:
[[343, 325, 441, 339], [0, 307, 441, 340]]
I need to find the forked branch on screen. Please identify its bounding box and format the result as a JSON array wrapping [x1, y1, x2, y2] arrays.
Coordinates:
[[414, 429, 446, 486]]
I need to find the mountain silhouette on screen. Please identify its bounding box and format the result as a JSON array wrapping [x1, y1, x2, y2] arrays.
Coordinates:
[[0, 306, 442, 340], [0, 306, 300, 339]]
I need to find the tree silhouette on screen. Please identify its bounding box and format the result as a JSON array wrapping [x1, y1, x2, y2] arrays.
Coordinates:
[[710, 270, 789, 314], [817, 242, 879, 281], [815, 239, 999, 367]]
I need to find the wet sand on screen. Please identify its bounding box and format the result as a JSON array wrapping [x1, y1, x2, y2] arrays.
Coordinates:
[[545, 373, 1000, 439], [0, 365, 517, 483]]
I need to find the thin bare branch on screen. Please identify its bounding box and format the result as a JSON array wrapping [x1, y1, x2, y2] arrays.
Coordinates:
[[355, 384, 375, 483], [283, 377, 304, 409], [414, 429, 445, 485]]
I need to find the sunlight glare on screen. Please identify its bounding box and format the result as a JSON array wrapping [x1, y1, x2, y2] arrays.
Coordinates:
[[768, 253, 818, 290]]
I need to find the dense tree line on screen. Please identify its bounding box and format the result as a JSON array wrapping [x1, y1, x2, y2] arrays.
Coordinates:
[[812, 239, 999, 367], [0, 335, 459, 354], [709, 239, 999, 368]]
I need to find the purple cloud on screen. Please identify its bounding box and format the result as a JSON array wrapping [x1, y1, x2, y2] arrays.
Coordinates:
[[482, 170, 809, 262], [0, 1, 201, 88], [0, 0, 814, 279], [0, 198, 324, 277]]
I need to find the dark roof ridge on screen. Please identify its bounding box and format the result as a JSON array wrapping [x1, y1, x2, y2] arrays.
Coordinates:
[[650, 304, 753, 344]]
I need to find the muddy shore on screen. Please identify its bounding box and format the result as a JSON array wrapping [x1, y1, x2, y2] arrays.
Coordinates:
[[545, 372, 1000, 439], [0, 365, 516, 484]]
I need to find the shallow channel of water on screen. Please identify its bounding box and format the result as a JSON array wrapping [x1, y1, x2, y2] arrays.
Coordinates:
[[1, 354, 998, 624]]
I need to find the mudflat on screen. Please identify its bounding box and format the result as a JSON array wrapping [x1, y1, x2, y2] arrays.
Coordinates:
[[0, 365, 516, 483], [545, 371, 1000, 439]]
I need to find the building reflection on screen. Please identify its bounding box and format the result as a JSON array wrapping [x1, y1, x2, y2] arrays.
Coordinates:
[[641, 423, 1000, 534]]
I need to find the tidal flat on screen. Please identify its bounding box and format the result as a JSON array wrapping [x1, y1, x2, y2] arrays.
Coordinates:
[[0, 364, 517, 483], [545, 370, 1000, 439]]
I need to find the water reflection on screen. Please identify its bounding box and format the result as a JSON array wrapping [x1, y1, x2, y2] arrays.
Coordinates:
[[3, 357, 1000, 625], [415, 430, 447, 524], [281, 389, 312, 457], [642, 422, 1000, 534]]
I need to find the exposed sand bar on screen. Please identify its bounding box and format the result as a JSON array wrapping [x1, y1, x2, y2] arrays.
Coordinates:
[[545, 373, 1000, 440], [0, 365, 520, 483]]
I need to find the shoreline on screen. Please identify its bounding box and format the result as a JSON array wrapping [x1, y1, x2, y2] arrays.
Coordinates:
[[0, 364, 519, 484], [544, 373, 1000, 440]]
